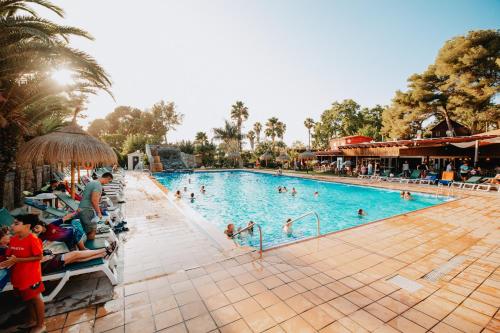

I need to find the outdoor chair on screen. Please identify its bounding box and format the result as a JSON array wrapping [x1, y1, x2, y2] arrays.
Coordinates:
[[401, 170, 422, 183], [438, 171, 455, 185], [24, 198, 67, 218], [0, 208, 14, 227], [418, 173, 438, 185], [451, 176, 483, 190]]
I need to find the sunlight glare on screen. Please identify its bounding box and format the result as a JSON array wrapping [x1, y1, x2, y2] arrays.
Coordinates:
[[51, 68, 75, 85]]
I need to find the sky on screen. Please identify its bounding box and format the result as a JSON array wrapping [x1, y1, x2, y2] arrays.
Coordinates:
[[47, 0, 499, 144]]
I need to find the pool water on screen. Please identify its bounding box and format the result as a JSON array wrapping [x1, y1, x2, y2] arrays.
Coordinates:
[[155, 171, 449, 248]]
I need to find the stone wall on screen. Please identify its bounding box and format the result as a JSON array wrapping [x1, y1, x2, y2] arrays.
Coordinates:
[[1, 165, 51, 210]]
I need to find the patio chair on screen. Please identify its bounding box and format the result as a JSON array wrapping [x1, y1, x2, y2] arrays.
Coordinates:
[[451, 176, 483, 190], [438, 171, 455, 186]]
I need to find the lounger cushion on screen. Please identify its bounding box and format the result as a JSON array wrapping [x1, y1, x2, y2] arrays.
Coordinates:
[[85, 238, 108, 250], [0, 208, 14, 227]]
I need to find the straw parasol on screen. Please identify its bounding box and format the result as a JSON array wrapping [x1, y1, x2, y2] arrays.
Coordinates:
[[259, 151, 273, 167], [276, 152, 290, 162], [298, 150, 316, 160], [17, 123, 117, 197]]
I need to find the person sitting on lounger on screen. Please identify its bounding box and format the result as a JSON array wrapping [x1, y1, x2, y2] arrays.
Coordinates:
[[484, 174, 500, 184], [283, 218, 293, 236], [32, 213, 87, 251], [40, 244, 115, 276]]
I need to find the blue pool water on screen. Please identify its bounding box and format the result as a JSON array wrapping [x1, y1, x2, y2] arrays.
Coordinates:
[[155, 171, 449, 248]]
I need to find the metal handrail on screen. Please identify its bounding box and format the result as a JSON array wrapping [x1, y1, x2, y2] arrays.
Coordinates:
[[285, 211, 321, 236], [232, 223, 263, 258]]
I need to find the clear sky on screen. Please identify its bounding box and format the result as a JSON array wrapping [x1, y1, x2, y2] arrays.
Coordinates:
[[49, 0, 499, 144]]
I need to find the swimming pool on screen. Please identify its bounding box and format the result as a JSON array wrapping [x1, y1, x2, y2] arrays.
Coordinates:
[[155, 171, 449, 248]]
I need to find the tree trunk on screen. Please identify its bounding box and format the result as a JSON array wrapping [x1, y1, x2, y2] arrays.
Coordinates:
[[441, 107, 455, 136], [308, 129, 311, 149]]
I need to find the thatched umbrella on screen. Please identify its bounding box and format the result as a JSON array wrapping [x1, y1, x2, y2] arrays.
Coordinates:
[[259, 151, 273, 167], [17, 124, 117, 197], [276, 152, 290, 168], [298, 150, 316, 161]]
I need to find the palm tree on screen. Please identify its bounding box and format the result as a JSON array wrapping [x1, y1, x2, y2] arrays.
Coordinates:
[[247, 130, 256, 150], [265, 117, 279, 150], [195, 131, 209, 146], [230, 101, 249, 151], [213, 120, 240, 143], [0, 0, 112, 205], [304, 118, 315, 149], [276, 122, 286, 141], [253, 122, 262, 144]]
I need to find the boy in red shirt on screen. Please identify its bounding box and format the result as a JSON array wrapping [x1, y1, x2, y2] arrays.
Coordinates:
[[0, 214, 45, 333]]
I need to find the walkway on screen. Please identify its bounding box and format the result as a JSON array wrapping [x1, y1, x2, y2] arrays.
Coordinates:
[[44, 171, 499, 333]]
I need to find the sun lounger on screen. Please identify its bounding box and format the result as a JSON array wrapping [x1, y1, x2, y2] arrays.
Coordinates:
[[450, 176, 483, 190], [418, 174, 438, 185], [24, 198, 68, 218], [0, 208, 14, 227], [400, 170, 421, 183]]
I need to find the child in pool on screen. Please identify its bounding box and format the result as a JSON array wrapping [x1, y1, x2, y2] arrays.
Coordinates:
[[283, 218, 293, 236]]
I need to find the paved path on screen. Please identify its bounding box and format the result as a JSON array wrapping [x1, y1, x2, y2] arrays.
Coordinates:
[[44, 171, 500, 333]]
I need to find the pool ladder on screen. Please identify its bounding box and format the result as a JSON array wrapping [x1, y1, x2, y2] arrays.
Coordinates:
[[232, 211, 321, 258]]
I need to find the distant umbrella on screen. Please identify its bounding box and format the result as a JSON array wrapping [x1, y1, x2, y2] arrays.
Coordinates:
[[259, 151, 273, 167], [225, 151, 240, 159], [17, 123, 117, 197], [276, 152, 291, 162], [298, 150, 316, 160]]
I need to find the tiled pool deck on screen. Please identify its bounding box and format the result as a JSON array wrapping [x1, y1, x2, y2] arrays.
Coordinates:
[[45, 171, 499, 333]]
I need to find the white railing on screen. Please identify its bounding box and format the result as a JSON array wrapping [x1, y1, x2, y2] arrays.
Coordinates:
[[286, 211, 321, 236], [232, 223, 263, 258]]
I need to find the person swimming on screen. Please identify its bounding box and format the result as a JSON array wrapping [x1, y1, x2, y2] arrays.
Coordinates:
[[283, 218, 293, 236], [175, 190, 182, 199], [358, 209, 366, 216], [314, 191, 319, 197], [224, 223, 235, 238], [190, 193, 195, 202], [278, 186, 282, 193], [400, 191, 405, 198], [183, 186, 188, 192], [291, 188, 297, 196], [283, 186, 288, 192], [404, 191, 412, 200], [200, 185, 206, 193]]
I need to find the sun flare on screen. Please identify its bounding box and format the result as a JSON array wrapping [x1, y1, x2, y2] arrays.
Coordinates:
[[51, 68, 75, 85]]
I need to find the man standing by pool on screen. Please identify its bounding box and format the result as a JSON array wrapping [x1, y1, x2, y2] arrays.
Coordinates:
[[78, 172, 114, 240]]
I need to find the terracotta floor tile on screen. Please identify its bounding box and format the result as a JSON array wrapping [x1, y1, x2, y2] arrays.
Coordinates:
[[46, 313, 67, 331], [364, 302, 397, 322], [337, 316, 369, 333], [462, 298, 497, 317], [266, 302, 296, 323], [339, 277, 364, 289], [328, 296, 359, 315], [233, 297, 262, 316], [430, 321, 463, 333], [154, 308, 183, 330], [350, 309, 385, 331], [280, 315, 316, 333], [124, 292, 150, 310], [296, 277, 322, 290], [311, 286, 338, 302], [285, 294, 315, 314], [211, 305, 241, 327], [179, 300, 208, 320], [443, 312, 483, 333], [401, 308, 438, 329], [253, 290, 282, 309], [262, 276, 286, 289], [185, 313, 217, 333], [204, 293, 231, 311], [343, 291, 372, 307], [152, 295, 178, 314], [124, 317, 155, 333], [319, 321, 351, 333], [175, 289, 201, 306], [62, 320, 94, 333], [65, 308, 96, 326], [243, 280, 268, 296], [388, 315, 427, 333], [197, 283, 222, 299], [96, 299, 124, 318], [452, 305, 492, 326], [377, 296, 409, 314], [372, 324, 401, 333], [94, 311, 125, 333], [358, 286, 385, 301], [224, 286, 250, 303], [219, 319, 253, 333], [124, 304, 153, 324], [300, 305, 336, 330], [244, 309, 276, 332], [302, 290, 324, 305], [273, 284, 299, 300], [263, 326, 285, 333], [216, 277, 240, 292]]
